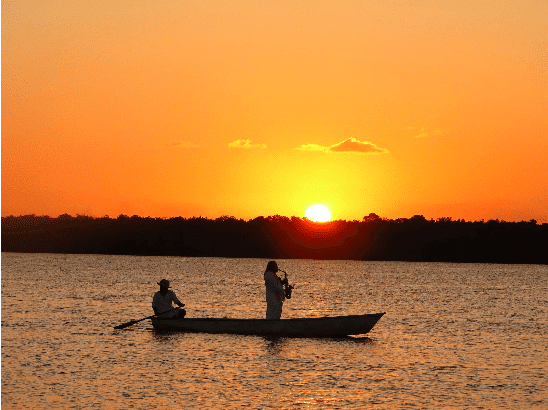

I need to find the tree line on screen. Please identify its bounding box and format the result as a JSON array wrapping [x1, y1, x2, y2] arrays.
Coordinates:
[[2, 213, 546, 264]]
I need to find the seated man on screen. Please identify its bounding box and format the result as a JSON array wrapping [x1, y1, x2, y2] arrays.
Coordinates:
[[152, 279, 186, 319]]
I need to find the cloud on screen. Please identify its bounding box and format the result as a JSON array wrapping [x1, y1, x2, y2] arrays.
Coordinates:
[[297, 138, 388, 154], [166, 141, 199, 148], [228, 139, 267, 149], [330, 138, 389, 153], [414, 127, 429, 138], [297, 144, 326, 152], [407, 126, 449, 138]]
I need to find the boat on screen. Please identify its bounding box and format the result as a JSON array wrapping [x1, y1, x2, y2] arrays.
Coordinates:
[[150, 312, 385, 337]]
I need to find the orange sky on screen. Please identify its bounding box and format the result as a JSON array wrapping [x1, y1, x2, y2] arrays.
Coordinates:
[[2, 1, 547, 222]]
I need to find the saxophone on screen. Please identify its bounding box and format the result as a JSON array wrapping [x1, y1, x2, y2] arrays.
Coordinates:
[[279, 269, 294, 299]]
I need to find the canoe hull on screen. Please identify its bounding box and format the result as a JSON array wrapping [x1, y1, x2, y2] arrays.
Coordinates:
[[151, 312, 385, 337]]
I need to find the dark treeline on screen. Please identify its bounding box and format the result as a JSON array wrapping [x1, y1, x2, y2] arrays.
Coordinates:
[[2, 213, 547, 264]]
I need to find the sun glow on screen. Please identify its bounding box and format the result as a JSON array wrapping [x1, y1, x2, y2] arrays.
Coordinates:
[[305, 204, 332, 222]]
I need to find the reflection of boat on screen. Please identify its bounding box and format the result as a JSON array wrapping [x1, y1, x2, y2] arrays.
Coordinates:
[[151, 312, 385, 337]]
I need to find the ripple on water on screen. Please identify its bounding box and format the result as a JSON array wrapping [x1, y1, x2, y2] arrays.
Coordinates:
[[1, 254, 547, 409]]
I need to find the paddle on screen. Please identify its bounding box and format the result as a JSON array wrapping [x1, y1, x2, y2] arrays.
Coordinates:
[[114, 307, 180, 330]]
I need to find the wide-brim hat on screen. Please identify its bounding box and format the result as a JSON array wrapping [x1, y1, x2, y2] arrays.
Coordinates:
[[157, 279, 170, 288]]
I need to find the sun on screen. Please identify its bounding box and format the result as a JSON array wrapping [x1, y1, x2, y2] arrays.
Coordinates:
[[305, 204, 332, 222]]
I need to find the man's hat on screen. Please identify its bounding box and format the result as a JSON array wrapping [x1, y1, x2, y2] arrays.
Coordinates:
[[157, 279, 170, 288]]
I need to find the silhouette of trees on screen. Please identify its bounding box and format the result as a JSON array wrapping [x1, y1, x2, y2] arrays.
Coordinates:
[[2, 214, 546, 264]]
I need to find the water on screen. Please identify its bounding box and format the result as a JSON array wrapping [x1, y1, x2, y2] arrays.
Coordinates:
[[1, 253, 547, 409]]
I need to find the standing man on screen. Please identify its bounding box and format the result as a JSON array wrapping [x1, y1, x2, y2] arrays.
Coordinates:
[[264, 261, 285, 319], [152, 279, 186, 319]]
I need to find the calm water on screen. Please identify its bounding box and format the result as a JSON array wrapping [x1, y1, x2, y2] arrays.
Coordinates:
[[1, 253, 547, 409]]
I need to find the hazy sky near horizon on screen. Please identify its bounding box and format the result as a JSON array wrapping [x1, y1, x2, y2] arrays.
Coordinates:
[[2, 1, 547, 222]]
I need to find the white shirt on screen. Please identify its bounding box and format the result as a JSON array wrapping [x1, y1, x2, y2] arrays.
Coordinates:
[[264, 271, 285, 304]]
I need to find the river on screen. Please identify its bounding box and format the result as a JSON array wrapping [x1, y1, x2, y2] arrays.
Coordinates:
[[2, 253, 547, 409]]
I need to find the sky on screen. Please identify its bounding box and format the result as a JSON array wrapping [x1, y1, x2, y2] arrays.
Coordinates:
[[2, 1, 547, 222]]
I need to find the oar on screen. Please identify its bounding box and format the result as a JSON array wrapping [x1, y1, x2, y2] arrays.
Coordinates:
[[114, 307, 179, 329]]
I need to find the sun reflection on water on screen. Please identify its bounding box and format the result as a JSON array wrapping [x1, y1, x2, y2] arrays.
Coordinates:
[[1, 254, 546, 409]]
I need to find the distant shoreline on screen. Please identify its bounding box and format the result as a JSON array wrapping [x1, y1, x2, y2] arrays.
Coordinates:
[[2, 214, 547, 265]]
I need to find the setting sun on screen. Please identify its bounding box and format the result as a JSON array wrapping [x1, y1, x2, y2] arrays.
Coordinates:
[[305, 204, 332, 222]]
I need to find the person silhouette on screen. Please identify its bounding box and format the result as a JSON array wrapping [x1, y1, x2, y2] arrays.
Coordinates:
[[264, 261, 285, 319], [152, 279, 186, 319]]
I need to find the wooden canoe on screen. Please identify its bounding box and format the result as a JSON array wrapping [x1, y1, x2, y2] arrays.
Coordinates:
[[150, 312, 385, 337]]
